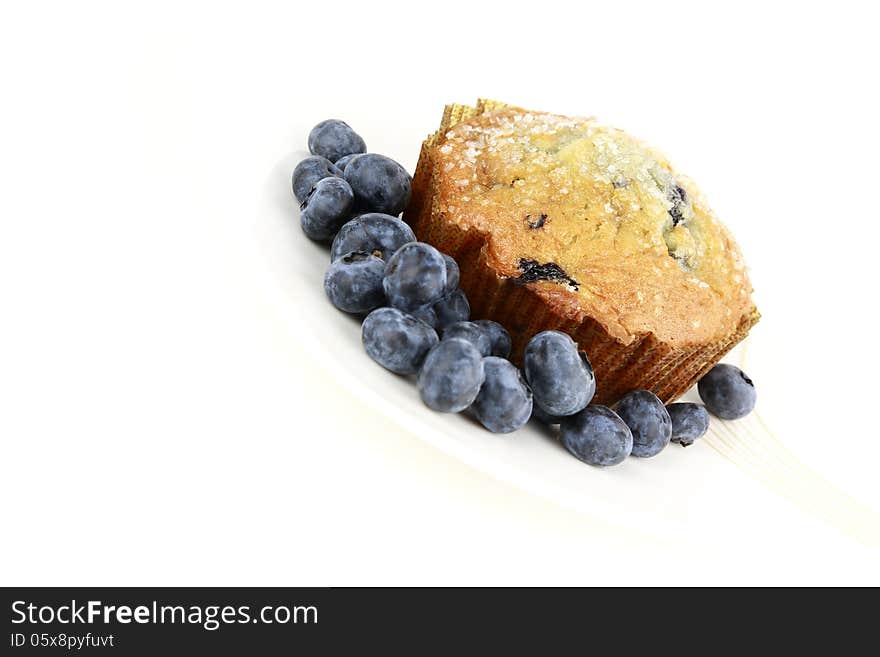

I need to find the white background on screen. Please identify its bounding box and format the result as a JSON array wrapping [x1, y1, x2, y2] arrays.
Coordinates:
[[2, 0, 879, 585]]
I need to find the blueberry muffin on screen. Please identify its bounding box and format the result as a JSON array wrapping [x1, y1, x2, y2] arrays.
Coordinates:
[[404, 99, 759, 405]]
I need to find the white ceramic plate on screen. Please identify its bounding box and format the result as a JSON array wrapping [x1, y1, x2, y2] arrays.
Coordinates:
[[257, 151, 880, 553]]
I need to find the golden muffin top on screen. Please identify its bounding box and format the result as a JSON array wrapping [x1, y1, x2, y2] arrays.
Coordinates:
[[430, 105, 754, 347]]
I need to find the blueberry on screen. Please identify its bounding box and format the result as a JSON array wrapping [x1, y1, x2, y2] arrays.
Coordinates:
[[308, 119, 367, 163], [416, 338, 485, 413], [323, 251, 385, 314], [442, 254, 460, 293], [666, 402, 710, 447], [472, 357, 533, 433], [531, 404, 563, 425], [614, 390, 672, 458], [411, 304, 439, 329], [330, 213, 416, 262], [411, 288, 470, 331], [362, 307, 439, 375], [698, 364, 756, 420], [442, 321, 492, 356], [523, 331, 595, 417], [334, 153, 359, 172], [560, 405, 633, 467], [344, 153, 412, 215], [431, 288, 470, 329], [667, 183, 692, 227], [473, 320, 511, 358], [383, 242, 447, 312], [292, 156, 342, 203], [299, 177, 354, 241]]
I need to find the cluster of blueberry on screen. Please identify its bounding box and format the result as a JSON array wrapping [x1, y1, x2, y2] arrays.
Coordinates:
[[293, 119, 757, 467], [293, 119, 413, 241], [365, 242, 533, 435], [517, 334, 754, 466]]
